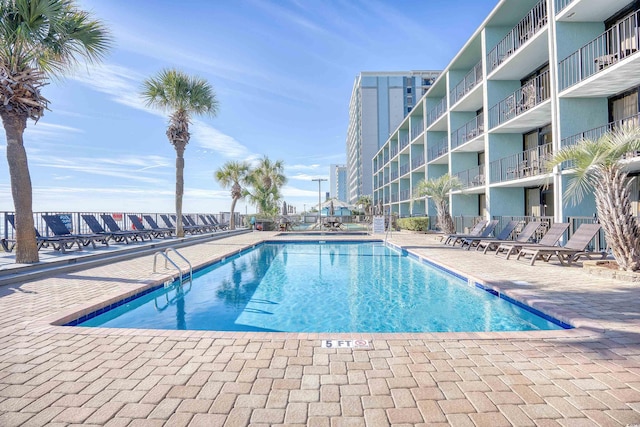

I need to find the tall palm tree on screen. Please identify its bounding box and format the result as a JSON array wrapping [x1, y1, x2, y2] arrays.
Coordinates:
[[141, 69, 218, 237], [414, 174, 462, 234], [0, 0, 111, 263], [215, 160, 250, 230], [246, 156, 286, 214], [547, 126, 640, 272]]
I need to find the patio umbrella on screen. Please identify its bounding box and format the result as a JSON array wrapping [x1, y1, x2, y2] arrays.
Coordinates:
[[329, 200, 335, 216], [282, 201, 288, 216]]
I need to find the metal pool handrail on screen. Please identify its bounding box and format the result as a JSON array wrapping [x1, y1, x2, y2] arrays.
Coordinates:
[[153, 247, 193, 284]]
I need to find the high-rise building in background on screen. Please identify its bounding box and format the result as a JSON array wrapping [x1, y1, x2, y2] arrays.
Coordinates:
[[329, 164, 348, 202], [346, 71, 440, 204]]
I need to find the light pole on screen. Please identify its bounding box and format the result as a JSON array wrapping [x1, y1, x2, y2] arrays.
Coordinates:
[[312, 178, 327, 226]]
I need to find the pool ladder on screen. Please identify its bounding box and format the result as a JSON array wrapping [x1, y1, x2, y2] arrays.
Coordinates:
[[153, 248, 193, 284]]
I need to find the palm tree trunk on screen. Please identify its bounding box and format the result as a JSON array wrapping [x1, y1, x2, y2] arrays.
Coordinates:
[[229, 197, 238, 230], [596, 168, 640, 271], [1, 112, 39, 263], [174, 146, 185, 237], [436, 201, 455, 234]]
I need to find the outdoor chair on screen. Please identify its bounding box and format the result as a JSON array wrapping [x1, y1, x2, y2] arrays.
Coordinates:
[[450, 220, 498, 247], [42, 214, 110, 249], [199, 215, 220, 231], [100, 214, 152, 242], [495, 222, 570, 259], [183, 215, 210, 233], [441, 220, 487, 245], [143, 215, 176, 237], [82, 214, 138, 244], [127, 215, 173, 238], [6, 214, 80, 253], [207, 214, 228, 230], [515, 223, 606, 266], [1, 238, 16, 253], [460, 220, 519, 250], [478, 221, 542, 254]]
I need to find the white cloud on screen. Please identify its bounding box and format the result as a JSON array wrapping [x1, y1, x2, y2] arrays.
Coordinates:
[[289, 173, 329, 181], [287, 164, 321, 171], [281, 185, 319, 198]]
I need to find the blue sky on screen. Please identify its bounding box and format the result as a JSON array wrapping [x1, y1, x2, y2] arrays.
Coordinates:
[[0, 0, 497, 215]]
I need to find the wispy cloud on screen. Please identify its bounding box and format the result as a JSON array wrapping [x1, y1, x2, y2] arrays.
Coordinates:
[[288, 173, 329, 181], [287, 164, 321, 171]]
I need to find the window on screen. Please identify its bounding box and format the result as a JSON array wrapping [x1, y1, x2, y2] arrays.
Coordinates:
[[610, 87, 639, 123], [407, 87, 412, 94]]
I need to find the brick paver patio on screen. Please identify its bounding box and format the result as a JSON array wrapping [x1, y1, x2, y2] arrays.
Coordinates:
[[0, 231, 639, 426]]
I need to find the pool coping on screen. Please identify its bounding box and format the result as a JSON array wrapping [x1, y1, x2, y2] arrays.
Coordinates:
[[38, 237, 603, 343]]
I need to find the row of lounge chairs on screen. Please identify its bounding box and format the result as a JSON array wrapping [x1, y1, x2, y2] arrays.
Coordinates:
[[442, 220, 607, 266], [1, 213, 228, 254]]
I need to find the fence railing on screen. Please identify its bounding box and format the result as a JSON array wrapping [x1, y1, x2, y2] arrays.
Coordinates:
[[412, 155, 425, 169], [453, 164, 485, 189], [555, 0, 574, 14], [411, 121, 424, 140], [558, 10, 639, 91], [427, 136, 449, 162], [399, 133, 410, 150], [400, 189, 411, 201], [427, 97, 447, 125], [451, 113, 484, 149], [489, 142, 554, 183], [489, 70, 550, 128], [487, 0, 548, 73], [450, 61, 483, 105], [400, 162, 410, 176]]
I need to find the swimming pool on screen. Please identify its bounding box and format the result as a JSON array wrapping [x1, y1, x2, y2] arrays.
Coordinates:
[[75, 241, 567, 333]]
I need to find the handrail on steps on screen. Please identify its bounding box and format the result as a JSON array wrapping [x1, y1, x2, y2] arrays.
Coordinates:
[[153, 247, 193, 284]]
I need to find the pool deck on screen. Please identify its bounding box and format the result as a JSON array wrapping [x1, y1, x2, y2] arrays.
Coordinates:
[[1, 230, 639, 426]]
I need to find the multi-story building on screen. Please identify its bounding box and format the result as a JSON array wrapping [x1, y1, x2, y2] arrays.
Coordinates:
[[373, 0, 640, 229], [346, 71, 441, 204], [329, 164, 348, 203]]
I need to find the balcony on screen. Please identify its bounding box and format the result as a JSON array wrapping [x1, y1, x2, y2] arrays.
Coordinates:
[[562, 112, 640, 147], [557, 0, 634, 21], [454, 165, 485, 190], [489, 142, 553, 184], [555, 0, 573, 13], [487, 0, 548, 74], [450, 61, 483, 106], [390, 147, 398, 158], [411, 121, 424, 140], [489, 71, 551, 131], [427, 136, 449, 163], [383, 155, 389, 165], [411, 156, 425, 169], [558, 10, 640, 95], [390, 193, 398, 203], [399, 162, 410, 176], [427, 97, 447, 128], [399, 134, 410, 151], [400, 189, 411, 201], [451, 114, 484, 151], [390, 171, 399, 181]]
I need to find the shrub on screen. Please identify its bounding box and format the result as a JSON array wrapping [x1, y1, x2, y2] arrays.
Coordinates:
[[397, 217, 429, 231]]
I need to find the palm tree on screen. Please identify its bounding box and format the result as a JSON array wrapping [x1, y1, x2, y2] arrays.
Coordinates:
[[547, 126, 640, 272], [141, 69, 218, 237], [215, 160, 250, 230], [356, 195, 372, 216], [246, 156, 286, 214], [414, 174, 462, 234], [0, 0, 111, 263]]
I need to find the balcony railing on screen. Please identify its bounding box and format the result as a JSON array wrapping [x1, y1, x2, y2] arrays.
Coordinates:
[[559, 10, 639, 90], [562, 112, 640, 148], [454, 164, 485, 189], [390, 147, 398, 158], [411, 120, 424, 140], [400, 189, 411, 201], [450, 61, 483, 105], [452, 114, 484, 149], [555, 0, 574, 14], [487, 0, 548, 73], [383, 155, 389, 164], [427, 97, 447, 125], [384, 176, 390, 184], [489, 142, 553, 183], [399, 133, 410, 150], [390, 193, 398, 203], [489, 71, 550, 128], [427, 136, 449, 162], [411, 156, 425, 169], [400, 163, 410, 176], [390, 171, 399, 181]]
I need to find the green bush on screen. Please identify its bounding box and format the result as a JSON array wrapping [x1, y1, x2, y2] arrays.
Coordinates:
[[397, 217, 429, 231]]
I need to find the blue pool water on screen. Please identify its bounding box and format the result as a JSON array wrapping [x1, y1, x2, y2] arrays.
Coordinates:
[[77, 242, 566, 333]]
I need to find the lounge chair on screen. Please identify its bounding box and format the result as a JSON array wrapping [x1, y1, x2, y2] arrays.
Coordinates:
[[442, 220, 488, 245], [1, 238, 16, 252], [478, 221, 542, 254], [186, 215, 215, 232], [161, 214, 200, 234], [7, 214, 80, 253], [181, 215, 209, 233], [127, 215, 173, 238], [450, 220, 499, 247], [460, 220, 519, 250], [199, 214, 220, 231], [42, 214, 110, 249], [207, 214, 228, 230], [101, 214, 152, 242], [143, 215, 176, 237], [495, 222, 570, 259], [516, 223, 606, 266], [82, 214, 138, 244]]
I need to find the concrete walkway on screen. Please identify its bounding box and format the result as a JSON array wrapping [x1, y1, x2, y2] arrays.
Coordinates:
[[0, 231, 639, 426]]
